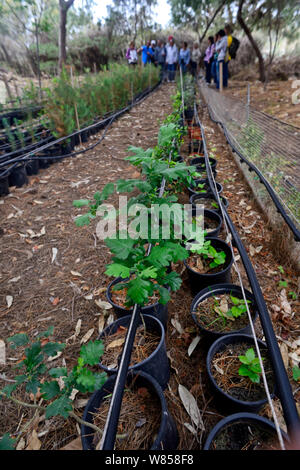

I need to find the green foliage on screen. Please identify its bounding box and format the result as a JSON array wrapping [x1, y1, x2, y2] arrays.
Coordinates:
[[189, 239, 226, 269], [238, 348, 263, 384], [1, 328, 107, 420], [0, 433, 15, 450], [292, 366, 300, 382]]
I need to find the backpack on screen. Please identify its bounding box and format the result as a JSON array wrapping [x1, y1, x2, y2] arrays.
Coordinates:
[[229, 37, 240, 59]]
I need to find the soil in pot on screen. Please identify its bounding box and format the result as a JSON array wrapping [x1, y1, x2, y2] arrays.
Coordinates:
[[193, 293, 254, 334], [191, 214, 220, 235], [192, 197, 220, 212], [211, 342, 275, 402], [209, 420, 282, 450], [100, 324, 160, 369], [111, 285, 160, 309], [92, 382, 161, 450]]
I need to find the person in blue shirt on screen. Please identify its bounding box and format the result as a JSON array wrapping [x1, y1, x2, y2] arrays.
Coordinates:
[[138, 40, 154, 66], [179, 42, 190, 74]]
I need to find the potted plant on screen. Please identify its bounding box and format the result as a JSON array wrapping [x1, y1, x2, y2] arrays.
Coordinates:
[[190, 193, 229, 214], [188, 179, 223, 198], [206, 333, 275, 412], [184, 238, 233, 295], [190, 284, 258, 341]]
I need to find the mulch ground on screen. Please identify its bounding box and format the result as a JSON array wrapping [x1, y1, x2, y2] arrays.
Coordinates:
[[0, 82, 299, 450]]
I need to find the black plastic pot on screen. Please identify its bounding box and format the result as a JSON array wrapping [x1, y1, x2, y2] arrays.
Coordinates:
[[81, 370, 179, 450], [207, 334, 275, 413], [98, 314, 169, 389], [184, 108, 194, 120], [188, 179, 223, 198], [191, 284, 258, 342], [37, 156, 50, 169], [25, 158, 39, 176], [107, 278, 169, 328], [190, 193, 229, 215], [203, 412, 288, 450], [185, 239, 233, 297], [0, 175, 9, 196], [186, 207, 223, 239], [190, 156, 217, 172], [8, 165, 28, 187]]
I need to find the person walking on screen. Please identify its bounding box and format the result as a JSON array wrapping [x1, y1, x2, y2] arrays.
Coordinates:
[[165, 35, 178, 82], [154, 39, 167, 80], [126, 41, 138, 66], [179, 41, 190, 74], [138, 40, 154, 66], [215, 29, 229, 90], [190, 42, 201, 78], [204, 36, 215, 84]]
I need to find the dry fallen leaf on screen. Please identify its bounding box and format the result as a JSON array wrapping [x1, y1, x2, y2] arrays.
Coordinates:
[[171, 318, 184, 335], [6, 296, 13, 308], [178, 384, 204, 430], [107, 338, 125, 350], [95, 299, 112, 310], [8, 276, 21, 283], [71, 271, 83, 277], [188, 336, 201, 357], [80, 328, 95, 344], [26, 430, 41, 451], [51, 248, 58, 264], [279, 342, 289, 369], [60, 437, 82, 451], [0, 340, 6, 365]]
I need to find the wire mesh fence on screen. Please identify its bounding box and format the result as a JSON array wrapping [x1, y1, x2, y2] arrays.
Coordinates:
[[199, 82, 300, 230]]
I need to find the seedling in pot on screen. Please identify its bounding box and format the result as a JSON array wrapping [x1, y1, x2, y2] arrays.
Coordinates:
[[189, 239, 226, 270], [238, 348, 263, 384]]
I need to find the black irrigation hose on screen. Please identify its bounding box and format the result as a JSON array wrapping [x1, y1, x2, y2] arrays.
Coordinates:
[[0, 82, 161, 178], [195, 104, 300, 441], [202, 94, 300, 242]]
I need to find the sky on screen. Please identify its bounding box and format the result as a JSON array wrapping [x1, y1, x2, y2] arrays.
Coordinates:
[[74, 0, 172, 28]]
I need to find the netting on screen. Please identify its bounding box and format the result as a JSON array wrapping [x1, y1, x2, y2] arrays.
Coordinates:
[[200, 82, 300, 230]]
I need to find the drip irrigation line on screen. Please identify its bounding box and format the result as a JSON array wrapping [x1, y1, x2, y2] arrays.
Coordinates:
[[199, 84, 300, 242], [0, 82, 161, 178], [194, 103, 300, 443]]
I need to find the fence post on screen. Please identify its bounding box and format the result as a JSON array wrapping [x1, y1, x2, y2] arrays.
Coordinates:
[[219, 62, 223, 93]]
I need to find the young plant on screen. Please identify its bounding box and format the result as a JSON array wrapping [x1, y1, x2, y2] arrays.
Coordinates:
[[238, 348, 263, 384], [189, 239, 226, 270], [0, 327, 107, 449], [105, 233, 188, 307], [212, 295, 251, 324]]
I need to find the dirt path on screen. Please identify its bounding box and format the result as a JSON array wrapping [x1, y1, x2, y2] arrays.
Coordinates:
[[0, 83, 175, 449]]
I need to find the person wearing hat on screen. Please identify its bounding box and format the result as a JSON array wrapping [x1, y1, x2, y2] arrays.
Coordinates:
[[165, 35, 178, 82], [137, 40, 154, 66]]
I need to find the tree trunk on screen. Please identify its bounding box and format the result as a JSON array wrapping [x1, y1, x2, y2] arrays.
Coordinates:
[[199, 0, 227, 45], [59, 0, 75, 71], [237, 0, 266, 83]]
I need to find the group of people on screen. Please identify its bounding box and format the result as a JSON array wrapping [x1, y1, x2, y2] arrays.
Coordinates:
[[203, 25, 237, 90], [125, 35, 202, 83], [125, 24, 238, 89]]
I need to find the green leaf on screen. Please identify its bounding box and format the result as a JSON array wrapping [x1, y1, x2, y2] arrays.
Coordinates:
[[105, 263, 131, 279], [292, 366, 300, 382], [7, 333, 29, 349], [37, 326, 54, 339], [0, 433, 15, 450], [73, 199, 90, 208], [239, 355, 250, 365], [100, 183, 115, 201], [140, 266, 158, 279], [75, 213, 93, 227], [41, 381, 60, 400], [157, 286, 171, 305], [105, 237, 135, 260], [164, 271, 182, 291], [238, 364, 251, 376], [94, 372, 108, 390], [45, 396, 73, 419], [49, 367, 68, 378], [245, 348, 255, 363], [127, 277, 152, 305], [80, 341, 105, 366], [25, 377, 41, 395], [42, 342, 65, 357], [76, 368, 96, 392]]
